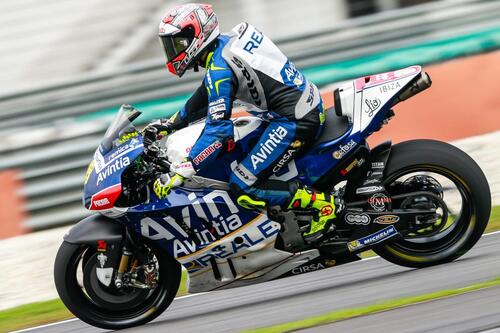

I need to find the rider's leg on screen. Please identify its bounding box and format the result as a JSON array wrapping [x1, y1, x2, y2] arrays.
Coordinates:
[[229, 108, 341, 240]]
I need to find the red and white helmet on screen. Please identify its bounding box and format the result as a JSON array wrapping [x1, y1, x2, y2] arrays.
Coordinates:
[[159, 3, 220, 77]]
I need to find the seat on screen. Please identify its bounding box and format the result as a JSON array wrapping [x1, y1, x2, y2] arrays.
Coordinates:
[[316, 107, 349, 144]]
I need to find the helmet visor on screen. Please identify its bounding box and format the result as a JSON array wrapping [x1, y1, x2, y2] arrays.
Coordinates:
[[159, 26, 195, 62]]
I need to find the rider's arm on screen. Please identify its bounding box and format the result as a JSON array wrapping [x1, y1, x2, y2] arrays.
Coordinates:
[[187, 57, 237, 171], [167, 82, 210, 130]]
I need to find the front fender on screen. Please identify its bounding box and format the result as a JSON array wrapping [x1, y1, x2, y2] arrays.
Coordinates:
[[64, 214, 124, 245]]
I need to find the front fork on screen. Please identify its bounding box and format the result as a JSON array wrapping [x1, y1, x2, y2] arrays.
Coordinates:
[[96, 228, 137, 288]]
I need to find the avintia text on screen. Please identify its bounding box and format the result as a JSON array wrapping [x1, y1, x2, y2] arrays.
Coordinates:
[[96, 157, 130, 185], [251, 126, 288, 169]]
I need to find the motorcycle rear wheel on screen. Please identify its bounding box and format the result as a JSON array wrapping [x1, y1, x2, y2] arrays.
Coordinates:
[[54, 240, 181, 330], [373, 139, 491, 268]]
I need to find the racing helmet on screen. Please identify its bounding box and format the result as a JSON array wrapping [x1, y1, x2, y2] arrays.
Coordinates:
[[159, 3, 220, 77]]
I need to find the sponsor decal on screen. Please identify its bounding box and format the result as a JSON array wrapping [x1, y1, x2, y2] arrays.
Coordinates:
[[363, 179, 380, 185], [243, 29, 263, 54], [368, 193, 391, 212], [371, 162, 384, 169], [356, 186, 384, 195], [208, 98, 226, 117], [282, 61, 304, 88], [272, 148, 296, 173], [84, 160, 94, 185], [97, 253, 108, 268], [340, 158, 364, 176], [374, 215, 400, 225], [348, 225, 398, 251], [97, 240, 107, 252], [364, 98, 381, 117], [231, 56, 262, 106], [292, 262, 325, 275], [206, 69, 214, 89], [208, 104, 226, 113], [93, 198, 110, 207], [333, 140, 356, 159], [379, 81, 401, 93], [291, 140, 303, 148], [192, 141, 222, 165], [89, 184, 122, 210], [142, 204, 279, 261], [324, 259, 337, 267], [235, 165, 251, 181], [211, 112, 225, 121], [320, 205, 334, 216], [96, 156, 131, 185], [345, 213, 371, 225], [251, 126, 288, 169], [209, 98, 225, 107], [306, 83, 315, 106]]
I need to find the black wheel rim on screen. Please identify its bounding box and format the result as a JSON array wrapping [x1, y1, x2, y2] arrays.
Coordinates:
[[65, 243, 172, 325], [383, 165, 476, 260]]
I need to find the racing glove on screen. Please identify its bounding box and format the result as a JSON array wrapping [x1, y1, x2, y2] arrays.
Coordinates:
[[152, 159, 196, 199], [143, 118, 173, 138]]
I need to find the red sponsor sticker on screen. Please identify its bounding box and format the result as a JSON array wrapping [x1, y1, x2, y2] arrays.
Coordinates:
[[97, 240, 107, 252], [89, 184, 122, 210], [192, 141, 222, 165]]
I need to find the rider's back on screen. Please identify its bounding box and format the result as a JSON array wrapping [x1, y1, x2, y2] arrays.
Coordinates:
[[217, 22, 322, 120]]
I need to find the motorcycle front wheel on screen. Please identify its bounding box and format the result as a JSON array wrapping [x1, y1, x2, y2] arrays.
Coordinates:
[[54, 240, 181, 330], [373, 139, 491, 268]]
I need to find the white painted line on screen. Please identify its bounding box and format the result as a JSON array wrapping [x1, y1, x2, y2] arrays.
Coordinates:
[[478, 328, 500, 333], [9, 293, 209, 333], [10, 319, 79, 333], [175, 292, 207, 300], [13, 230, 500, 332]]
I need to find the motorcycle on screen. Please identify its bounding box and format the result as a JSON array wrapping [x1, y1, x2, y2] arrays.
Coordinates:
[[54, 66, 491, 329]]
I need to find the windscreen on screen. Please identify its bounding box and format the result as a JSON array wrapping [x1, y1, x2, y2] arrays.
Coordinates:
[[99, 105, 142, 156]]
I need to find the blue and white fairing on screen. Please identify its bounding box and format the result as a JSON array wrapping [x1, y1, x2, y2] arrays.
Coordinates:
[[80, 66, 425, 293], [291, 66, 424, 184], [83, 106, 144, 212]]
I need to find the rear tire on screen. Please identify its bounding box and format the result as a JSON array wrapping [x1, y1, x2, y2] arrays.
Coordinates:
[[54, 240, 181, 330], [373, 139, 491, 268]]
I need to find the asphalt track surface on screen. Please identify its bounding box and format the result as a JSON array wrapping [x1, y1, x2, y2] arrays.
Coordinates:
[[24, 232, 500, 333]]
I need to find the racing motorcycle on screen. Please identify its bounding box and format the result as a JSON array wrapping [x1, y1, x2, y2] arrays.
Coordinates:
[[54, 66, 491, 329]]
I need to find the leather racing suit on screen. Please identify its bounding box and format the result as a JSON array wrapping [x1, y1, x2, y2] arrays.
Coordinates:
[[165, 22, 325, 207]]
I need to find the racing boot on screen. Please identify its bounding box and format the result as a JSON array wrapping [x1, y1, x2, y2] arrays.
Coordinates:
[[287, 185, 344, 243]]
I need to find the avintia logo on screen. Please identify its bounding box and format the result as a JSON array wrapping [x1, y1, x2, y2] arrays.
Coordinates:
[[96, 157, 130, 185], [251, 126, 288, 169]]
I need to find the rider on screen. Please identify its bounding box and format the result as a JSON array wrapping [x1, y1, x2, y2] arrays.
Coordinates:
[[148, 3, 343, 242]]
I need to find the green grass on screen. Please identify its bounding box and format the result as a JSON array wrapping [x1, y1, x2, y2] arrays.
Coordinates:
[[244, 277, 500, 333], [0, 299, 71, 333], [1, 206, 499, 332], [485, 205, 500, 234]]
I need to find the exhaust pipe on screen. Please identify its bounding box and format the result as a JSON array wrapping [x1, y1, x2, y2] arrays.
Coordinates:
[[392, 72, 432, 106]]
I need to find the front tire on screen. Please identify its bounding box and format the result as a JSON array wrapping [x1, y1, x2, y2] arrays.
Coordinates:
[[54, 240, 181, 330], [373, 139, 491, 268]]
